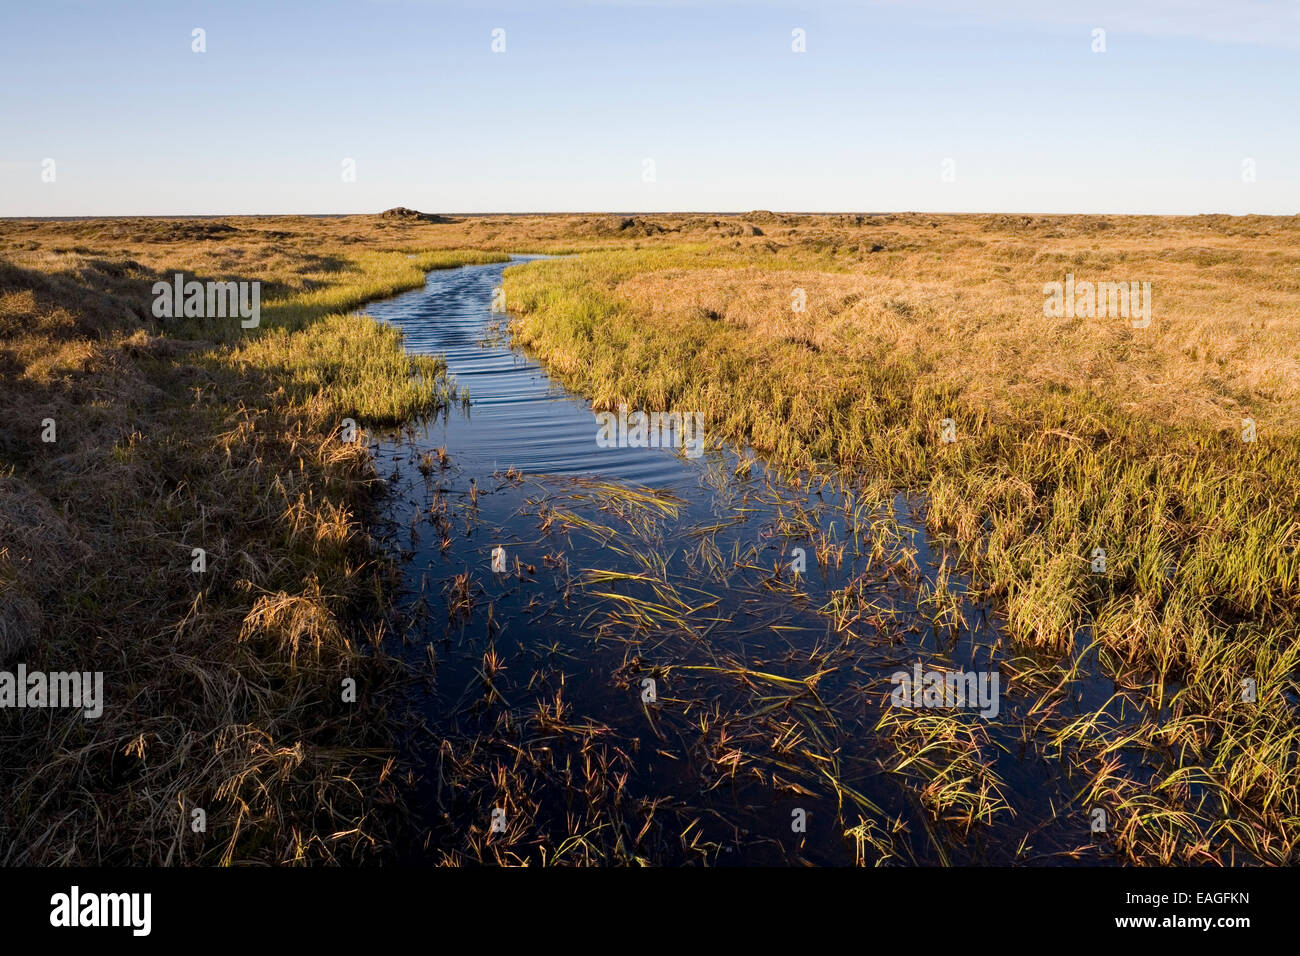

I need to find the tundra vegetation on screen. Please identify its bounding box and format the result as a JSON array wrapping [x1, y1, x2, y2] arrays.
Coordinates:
[[502, 211, 1300, 864], [2, 210, 1297, 864], [0, 213, 505, 863]]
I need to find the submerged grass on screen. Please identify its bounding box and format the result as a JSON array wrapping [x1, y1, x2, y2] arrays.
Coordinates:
[[7, 209, 1299, 866], [501, 214, 1300, 863]]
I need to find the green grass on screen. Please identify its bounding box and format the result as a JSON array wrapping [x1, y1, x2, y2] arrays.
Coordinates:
[[0, 238, 504, 864], [504, 245, 1300, 862]]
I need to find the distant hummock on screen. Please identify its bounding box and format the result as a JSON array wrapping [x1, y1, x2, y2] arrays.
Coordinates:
[[380, 207, 453, 223]]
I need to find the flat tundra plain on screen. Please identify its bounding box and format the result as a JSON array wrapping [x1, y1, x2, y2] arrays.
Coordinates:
[[1, 211, 1297, 865]]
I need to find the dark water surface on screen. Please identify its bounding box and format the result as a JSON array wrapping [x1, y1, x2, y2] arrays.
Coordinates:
[[371, 255, 686, 487], [362, 257, 1118, 866]]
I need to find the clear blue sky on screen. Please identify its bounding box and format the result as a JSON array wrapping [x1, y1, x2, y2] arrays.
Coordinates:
[[2, 0, 1297, 216]]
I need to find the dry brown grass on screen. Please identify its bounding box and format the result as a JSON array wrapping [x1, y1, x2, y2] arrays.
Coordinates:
[[581, 215, 1300, 435], [0, 213, 505, 864], [4, 208, 1298, 866], [501, 211, 1300, 863]]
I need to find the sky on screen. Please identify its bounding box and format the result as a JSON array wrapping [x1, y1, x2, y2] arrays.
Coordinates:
[[1, 0, 1297, 216]]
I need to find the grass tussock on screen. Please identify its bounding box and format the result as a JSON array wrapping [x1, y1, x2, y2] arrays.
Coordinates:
[[6, 209, 1300, 866], [501, 213, 1300, 863], [0, 214, 505, 864]]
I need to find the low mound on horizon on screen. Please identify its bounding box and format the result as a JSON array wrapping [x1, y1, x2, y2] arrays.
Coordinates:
[[379, 206, 455, 223]]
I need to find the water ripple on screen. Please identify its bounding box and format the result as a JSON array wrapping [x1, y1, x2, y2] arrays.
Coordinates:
[[363, 257, 696, 487]]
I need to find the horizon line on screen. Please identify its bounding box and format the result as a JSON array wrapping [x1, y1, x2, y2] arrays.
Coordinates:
[[5, 209, 1299, 222]]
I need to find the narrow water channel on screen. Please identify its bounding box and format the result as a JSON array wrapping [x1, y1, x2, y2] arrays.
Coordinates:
[[362, 257, 1110, 866]]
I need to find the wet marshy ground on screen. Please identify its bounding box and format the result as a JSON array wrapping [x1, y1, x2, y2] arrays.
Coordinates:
[[363, 258, 1139, 866]]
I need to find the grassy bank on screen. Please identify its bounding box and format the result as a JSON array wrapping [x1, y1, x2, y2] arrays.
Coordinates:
[[6, 210, 1299, 865], [0, 215, 505, 863], [502, 214, 1300, 863]]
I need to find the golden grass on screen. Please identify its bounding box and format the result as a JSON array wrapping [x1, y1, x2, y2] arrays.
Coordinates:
[[5, 209, 1299, 865], [0, 213, 506, 863], [500, 212, 1300, 863]]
